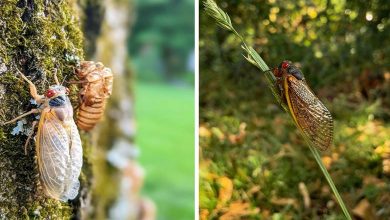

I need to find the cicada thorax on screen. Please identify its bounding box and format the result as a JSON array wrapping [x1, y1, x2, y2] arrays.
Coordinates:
[[75, 61, 113, 131], [273, 60, 334, 151]]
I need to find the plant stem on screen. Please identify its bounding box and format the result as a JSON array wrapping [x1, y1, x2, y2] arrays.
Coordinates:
[[309, 146, 352, 220], [203, 0, 352, 219]]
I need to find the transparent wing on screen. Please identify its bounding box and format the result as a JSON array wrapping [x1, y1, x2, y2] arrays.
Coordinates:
[[37, 111, 71, 200], [61, 121, 83, 200], [286, 76, 333, 150]]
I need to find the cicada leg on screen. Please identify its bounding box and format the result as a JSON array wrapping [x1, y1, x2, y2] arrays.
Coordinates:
[[275, 77, 287, 106], [24, 120, 38, 155], [2, 108, 40, 125], [17, 70, 45, 104], [68, 79, 89, 84]]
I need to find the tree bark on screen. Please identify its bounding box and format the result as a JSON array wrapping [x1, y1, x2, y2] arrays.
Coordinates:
[[0, 0, 88, 218], [86, 0, 155, 219], [89, 0, 138, 218]]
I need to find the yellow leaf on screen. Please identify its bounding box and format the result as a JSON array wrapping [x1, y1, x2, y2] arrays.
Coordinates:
[[321, 156, 333, 169], [211, 127, 225, 141], [199, 125, 211, 137], [352, 199, 376, 220], [200, 209, 209, 220], [220, 201, 260, 220], [217, 177, 233, 206]]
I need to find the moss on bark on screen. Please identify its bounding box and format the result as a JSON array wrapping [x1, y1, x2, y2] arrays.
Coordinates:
[[0, 0, 88, 218], [78, 0, 105, 58]]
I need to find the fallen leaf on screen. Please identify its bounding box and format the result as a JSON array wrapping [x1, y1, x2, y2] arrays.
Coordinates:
[[270, 197, 298, 209], [219, 201, 260, 220], [200, 209, 209, 220], [211, 127, 225, 141], [298, 182, 311, 209], [363, 176, 386, 188], [199, 125, 211, 137], [247, 185, 261, 195], [217, 176, 233, 207], [352, 198, 377, 220], [228, 122, 246, 144], [321, 156, 333, 169]]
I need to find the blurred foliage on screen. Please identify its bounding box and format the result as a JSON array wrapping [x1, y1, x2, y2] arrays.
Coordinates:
[[200, 0, 390, 219], [129, 0, 194, 82]]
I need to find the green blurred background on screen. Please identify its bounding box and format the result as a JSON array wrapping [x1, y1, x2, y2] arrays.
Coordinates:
[[200, 0, 389, 219], [130, 0, 194, 219]]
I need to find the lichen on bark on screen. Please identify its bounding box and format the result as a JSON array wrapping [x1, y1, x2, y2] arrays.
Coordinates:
[[0, 0, 88, 218]]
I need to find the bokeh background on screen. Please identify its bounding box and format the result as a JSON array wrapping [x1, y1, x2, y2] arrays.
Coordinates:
[[130, 0, 194, 219], [200, 0, 390, 219]]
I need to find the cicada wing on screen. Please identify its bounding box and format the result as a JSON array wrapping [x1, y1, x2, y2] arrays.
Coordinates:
[[61, 121, 83, 201], [37, 110, 71, 200], [285, 76, 333, 150]]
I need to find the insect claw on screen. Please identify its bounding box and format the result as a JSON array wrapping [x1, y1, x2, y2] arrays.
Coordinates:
[[23, 120, 37, 155]]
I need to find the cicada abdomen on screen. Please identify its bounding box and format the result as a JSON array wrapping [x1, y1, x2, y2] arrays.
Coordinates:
[[2, 72, 83, 201], [75, 61, 113, 131], [273, 60, 333, 151]]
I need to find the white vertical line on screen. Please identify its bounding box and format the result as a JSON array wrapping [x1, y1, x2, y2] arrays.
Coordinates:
[[194, 0, 200, 219]]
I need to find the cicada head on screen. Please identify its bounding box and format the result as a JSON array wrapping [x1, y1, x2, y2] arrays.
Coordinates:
[[273, 60, 290, 77], [45, 85, 69, 107], [76, 61, 97, 78], [275, 60, 304, 80]]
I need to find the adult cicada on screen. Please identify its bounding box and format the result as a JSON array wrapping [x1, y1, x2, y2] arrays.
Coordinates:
[[2, 71, 83, 201], [273, 60, 333, 151]]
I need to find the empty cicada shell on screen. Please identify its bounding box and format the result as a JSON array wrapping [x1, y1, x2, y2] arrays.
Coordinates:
[[75, 61, 113, 131], [273, 60, 334, 151], [3, 71, 83, 201]]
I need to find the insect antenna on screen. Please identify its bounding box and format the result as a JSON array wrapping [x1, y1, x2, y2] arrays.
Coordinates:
[[53, 68, 60, 85], [61, 75, 68, 85], [16, 69, 33, 85]]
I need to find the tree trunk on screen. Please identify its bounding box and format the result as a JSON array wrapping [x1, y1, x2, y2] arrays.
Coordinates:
[[0, 0, 88, 218], [88, 0, 140, 218], [86, 0, 155, 219]]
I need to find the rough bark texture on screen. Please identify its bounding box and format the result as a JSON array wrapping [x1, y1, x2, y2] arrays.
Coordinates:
[[0, 0, 89, 218]]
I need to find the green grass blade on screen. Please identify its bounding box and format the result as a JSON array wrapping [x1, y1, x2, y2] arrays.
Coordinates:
[[309, 146, 352, 220]]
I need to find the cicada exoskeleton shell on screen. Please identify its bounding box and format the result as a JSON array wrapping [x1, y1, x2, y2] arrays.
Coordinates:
[[75, 61, 113, 131], [274, 60, 333, 151]]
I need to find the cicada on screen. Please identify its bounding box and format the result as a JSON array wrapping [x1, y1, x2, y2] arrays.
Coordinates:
[[74, 61, 113, 131], [273, 60, 333, 151], [2, 71, 83, 201]]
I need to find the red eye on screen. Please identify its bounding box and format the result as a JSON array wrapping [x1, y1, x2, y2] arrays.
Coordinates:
[[282, 61, 289, 69], [46, 89, 56, 98]]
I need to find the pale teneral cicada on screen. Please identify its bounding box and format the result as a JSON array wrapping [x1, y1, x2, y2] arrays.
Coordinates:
[[273, 60, 333, 151], [2, 71, 83, 201]]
